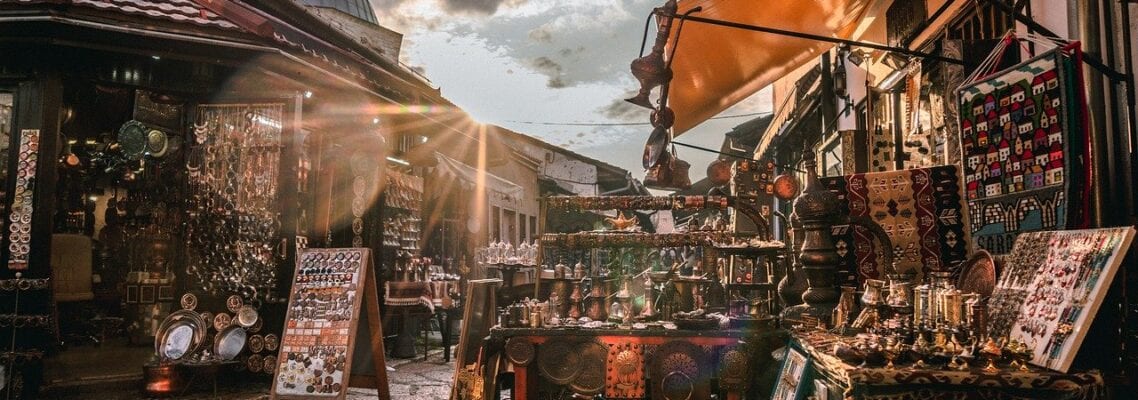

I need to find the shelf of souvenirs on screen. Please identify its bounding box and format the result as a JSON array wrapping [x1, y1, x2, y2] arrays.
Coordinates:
[[476, 240, 539, 267], [382, 215, 421, 248], [384, 171, 423, 212], [538, 231, 766, 249], [802, 272, 1001, 373]]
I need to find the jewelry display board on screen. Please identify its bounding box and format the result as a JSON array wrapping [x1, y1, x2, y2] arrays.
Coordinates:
[[8, 129, 39, 270], [271, 248, 388, 399], [987, 227, 1135, 372], [186, 104, 283, 301]]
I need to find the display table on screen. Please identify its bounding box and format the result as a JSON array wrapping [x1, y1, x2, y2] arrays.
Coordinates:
[[486, 326, 786, 400], [793, 331, 1105, 400], [383, 281, 459, 359]]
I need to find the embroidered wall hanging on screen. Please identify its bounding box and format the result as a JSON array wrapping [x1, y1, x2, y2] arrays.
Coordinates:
[[820, 165, 972, 285], [957, 44, 1086, 255]]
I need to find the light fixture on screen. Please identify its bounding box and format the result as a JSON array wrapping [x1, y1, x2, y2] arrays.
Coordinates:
[[386, 156, 410, 166], [151, 55, 161, 60], [304, 90, 313, 99], [372, 117, 381, 124]]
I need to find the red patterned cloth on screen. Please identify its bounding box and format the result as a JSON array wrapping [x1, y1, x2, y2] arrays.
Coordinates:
[[384, 281, 434, 313]]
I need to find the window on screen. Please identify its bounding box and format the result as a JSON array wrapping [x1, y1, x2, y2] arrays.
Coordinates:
[[504, 210, 517, 244], [529, 216, 538, 241], [491, 206, 501, 242], [820, 134, 844, 177], [519, 213, 527, 242]]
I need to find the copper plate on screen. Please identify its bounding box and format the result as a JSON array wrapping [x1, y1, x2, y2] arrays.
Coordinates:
[[249, 335, 265, 353], [537, 340, 581, 385], [236, 305, 259, 328], [958, 249, 998, 297], [569, 341, 608, 395], [650, 340, 709, 400], [247, 354, 263, 373], [504, 338, 534, 366], [226, 295, 243, 313], [263, 355, 277, 375], [180, 293, 197, 311], [264, 334, 279, 352], [772, 174, 801, 200], [213, 313, 232, 331]]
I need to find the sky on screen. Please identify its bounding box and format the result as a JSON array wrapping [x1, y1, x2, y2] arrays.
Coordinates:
[[371, 0, 773, 183]]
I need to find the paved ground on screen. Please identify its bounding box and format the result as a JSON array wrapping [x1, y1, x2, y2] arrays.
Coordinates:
[[41, 336, 462, 399]]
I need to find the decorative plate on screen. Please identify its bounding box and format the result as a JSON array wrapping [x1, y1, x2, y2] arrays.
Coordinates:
[[180, 293, 197, 310], [958, 249, 998, 297], [249, 335, 265, 353], [773, 174, 801, 200], [537, 340, 581, 385], [236, 305, 259, 328], [154, 309, 206, 362], [146, 129, 168, 158], [263, 334, 279, 352], [226, 295, 243, 313], [649, 340, 709, 400], [117, 120, 148, 160], [213, 313, 232, 331], [569, 341, 608, 395], [505, 338, 534, 366], [214, 325, 247, 361]]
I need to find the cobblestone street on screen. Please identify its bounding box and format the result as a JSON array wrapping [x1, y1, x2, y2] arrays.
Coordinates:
[[44, 342, 460, 399]]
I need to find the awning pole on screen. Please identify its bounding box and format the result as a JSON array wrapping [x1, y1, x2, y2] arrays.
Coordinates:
[[657, 12, 964, 65]]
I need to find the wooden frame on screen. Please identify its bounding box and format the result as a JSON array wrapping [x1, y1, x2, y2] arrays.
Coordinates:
[[271, 248, 388, 400], [771, 344, 812, 400], [449, 278, 500, 400]]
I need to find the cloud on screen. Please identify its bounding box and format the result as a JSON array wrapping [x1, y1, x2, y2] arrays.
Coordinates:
[[441, 0, 515, 14], [528, 26, 552, 43], [530, 56, 567, 88], [599, 91, 649, 122]]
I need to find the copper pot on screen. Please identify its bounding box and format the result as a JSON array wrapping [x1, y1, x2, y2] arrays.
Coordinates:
[[143, 364, 185, 396]]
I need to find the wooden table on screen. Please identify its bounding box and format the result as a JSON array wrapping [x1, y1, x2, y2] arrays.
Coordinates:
[[793, 331, 1105, 400], [486, 326, 786, 400]]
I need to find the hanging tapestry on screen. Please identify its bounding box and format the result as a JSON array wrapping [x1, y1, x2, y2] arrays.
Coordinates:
[[987, 227, 1135, 373], [957, 45, 1086, 255], [820, 165, 972, 285]]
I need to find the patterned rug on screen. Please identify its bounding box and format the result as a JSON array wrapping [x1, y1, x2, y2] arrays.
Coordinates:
[[820, 165, 972, 285], [957, 46, 1086, 255]]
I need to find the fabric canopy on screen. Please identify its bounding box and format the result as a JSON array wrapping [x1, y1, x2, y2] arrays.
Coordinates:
[[668, 0, 884, 135], [432, 152, 524, 200]]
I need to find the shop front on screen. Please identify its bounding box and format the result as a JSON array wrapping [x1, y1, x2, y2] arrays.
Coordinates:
[[0, 1, 452, 397]]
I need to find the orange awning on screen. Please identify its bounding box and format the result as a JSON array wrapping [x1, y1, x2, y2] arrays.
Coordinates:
[[667, 0, 884, 135]]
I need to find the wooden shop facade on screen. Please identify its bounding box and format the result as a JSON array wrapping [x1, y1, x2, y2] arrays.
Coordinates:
[[0, 0, 455, 396]]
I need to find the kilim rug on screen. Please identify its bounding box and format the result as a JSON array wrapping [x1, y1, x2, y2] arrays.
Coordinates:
[[957, 45, 1087, 255], [820, 165, 972, 285]]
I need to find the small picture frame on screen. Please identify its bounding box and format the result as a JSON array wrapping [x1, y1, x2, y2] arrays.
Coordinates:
[[126, 285, 139, 304], [158, 285, 174, 301], [771, 344, 812, 400], [141, 285, 156, 304]]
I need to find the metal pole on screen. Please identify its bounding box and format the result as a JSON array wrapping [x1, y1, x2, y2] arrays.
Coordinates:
[[1079, 0, 1109, 227]]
